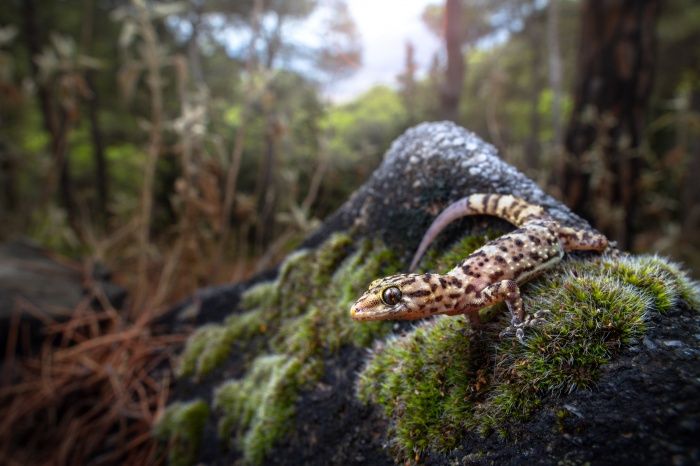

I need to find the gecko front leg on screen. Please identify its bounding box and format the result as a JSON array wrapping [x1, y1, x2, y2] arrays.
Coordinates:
[[466, 280, 524, 325], [466, 280, 548, 343]]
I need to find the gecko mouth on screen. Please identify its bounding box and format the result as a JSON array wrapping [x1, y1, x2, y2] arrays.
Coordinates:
[[350, 303, 409, 321]]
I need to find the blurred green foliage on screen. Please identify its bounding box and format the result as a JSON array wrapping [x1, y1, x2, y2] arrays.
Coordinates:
[[0, 0, 698, 288]]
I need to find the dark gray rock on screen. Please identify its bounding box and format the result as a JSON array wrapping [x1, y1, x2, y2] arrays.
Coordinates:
[[303, 121, 595, 257], [0, 239, 126, 354], [170, 122, 697, 466]]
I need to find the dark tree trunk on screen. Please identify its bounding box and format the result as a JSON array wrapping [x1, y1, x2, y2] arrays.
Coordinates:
[[441, 0, 465, 122], [21, 0, 78, 229], [85, 71, 108, 225], [255, 118, 280, 250], [548, 0, 563, 151], [525, 23, 542, 171], [682, 88, 700, 242], [0, 142, 17, 214], [82, 0, 108, 227], [563, 0, 660, 249], [399, 41, 418, 124]]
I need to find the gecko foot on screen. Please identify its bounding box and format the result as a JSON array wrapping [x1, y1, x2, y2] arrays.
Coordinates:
[[500, 310, 551, 344]]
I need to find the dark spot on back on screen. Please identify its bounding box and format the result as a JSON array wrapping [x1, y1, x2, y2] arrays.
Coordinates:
[[528, 235, 541, 245], [495, 256, 506, 264], [490, 270, 504, 281], [529, 252, 540, 261], [439, 277, 448, 288], [406, 289, 431, 298], [464, 284, 475, 294], [499, 246, 507, 253], [430, 283, 438, 292], [451, 278, 463, 288], [514, 239, 524, 247], [448, 293, 461, 300]]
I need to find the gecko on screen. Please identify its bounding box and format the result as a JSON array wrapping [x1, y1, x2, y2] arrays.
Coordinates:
[[350, 194, 608, 341]]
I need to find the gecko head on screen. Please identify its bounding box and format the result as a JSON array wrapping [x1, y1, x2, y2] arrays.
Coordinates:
[[350, 273, 438, 321]]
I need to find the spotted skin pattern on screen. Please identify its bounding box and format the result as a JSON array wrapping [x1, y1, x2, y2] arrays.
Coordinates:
[[350, 194, 608, 338]]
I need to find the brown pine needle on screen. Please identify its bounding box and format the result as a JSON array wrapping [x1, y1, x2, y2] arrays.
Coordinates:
[[0, 303, 182, 464]]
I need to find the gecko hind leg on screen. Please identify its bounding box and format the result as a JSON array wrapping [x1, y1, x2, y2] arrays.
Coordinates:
[[558, 226, 608, 252]]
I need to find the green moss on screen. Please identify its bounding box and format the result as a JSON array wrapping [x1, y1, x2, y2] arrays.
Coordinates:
[[154, 400, 209, 466], [240, 282, 278, 311], [177, 309, 267, 379], [173, 232, 403, 464], [215, 355, 310, 465], [357, 317, 476, 455], [357, 254, 699, 460]]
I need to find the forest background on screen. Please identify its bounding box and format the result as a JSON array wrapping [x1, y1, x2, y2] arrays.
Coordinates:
[[1, 0, 698, 316]]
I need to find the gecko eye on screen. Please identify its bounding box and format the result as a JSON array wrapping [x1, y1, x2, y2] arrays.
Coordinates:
[[381, 286, 402, 306]]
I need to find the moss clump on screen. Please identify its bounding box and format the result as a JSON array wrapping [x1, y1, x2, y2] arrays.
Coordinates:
[[172, 232, 403, 464], [357, 317, 476, 454], [215, 355, 314, 465], [154, 400, 209, 466], [357, 254, 699, 460], [177, 309, 267, 379]]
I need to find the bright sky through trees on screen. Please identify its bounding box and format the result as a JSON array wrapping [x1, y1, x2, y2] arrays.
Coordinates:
[[325, 0, 440, 101]]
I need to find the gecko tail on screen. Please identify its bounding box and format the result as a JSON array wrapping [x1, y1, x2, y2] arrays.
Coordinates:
[[408, 194, 546, 272], [409, 197, 475, 272]]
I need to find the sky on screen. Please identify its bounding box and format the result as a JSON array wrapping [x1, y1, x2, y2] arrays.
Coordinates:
[[215, 0, 442, 103], [323, 0, 441, 102]]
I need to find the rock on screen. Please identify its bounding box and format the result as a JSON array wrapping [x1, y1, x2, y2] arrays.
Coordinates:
[[302, 122, 594, 257], [0, 239, 126, 355], [160, 122, 700, 466]]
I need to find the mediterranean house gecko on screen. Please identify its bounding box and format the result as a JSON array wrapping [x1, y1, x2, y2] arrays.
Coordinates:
[[350, 194, 608, 341]]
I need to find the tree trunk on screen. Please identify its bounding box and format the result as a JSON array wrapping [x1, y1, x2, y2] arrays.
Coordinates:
[[21, 0, 78, 229], [547, 0, 563, 150], [440, 0, 465, 122], [525, 23, 542, 171], [85, 72, 108, 226], [563, 0, 660, 249], [399, 41, 418, 124], [82, 0, 108, 226], [255, 117, 280, 250], [681, 88, 700, 243]]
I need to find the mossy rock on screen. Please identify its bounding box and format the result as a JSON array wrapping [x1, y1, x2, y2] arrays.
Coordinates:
[[158, 122, 700, 465]]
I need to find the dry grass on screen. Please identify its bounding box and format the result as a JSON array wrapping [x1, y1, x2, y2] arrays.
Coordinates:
[[0, 286, 185, 466]]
